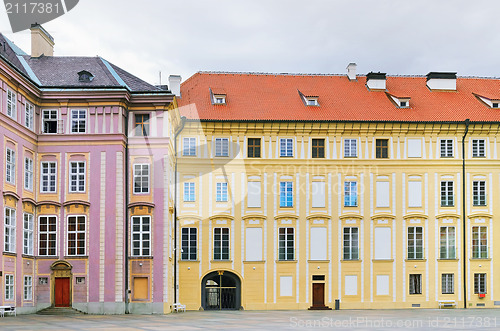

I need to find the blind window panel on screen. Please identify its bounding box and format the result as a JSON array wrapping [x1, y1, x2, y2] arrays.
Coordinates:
[[245, 227, 262, 261], [310, 227, 327, 260], [311, 181, 325, 208], [407, 139, 422, 158], [376, 181, 390, 207], [247, 181, 261, 208], [408, 181, 422, 207], [374, 227, 391, 259]]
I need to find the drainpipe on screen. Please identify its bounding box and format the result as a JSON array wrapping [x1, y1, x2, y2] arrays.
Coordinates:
[[124, 112, 130, 314], [462, 118, 470, 309], [173, 116, 186, 304]]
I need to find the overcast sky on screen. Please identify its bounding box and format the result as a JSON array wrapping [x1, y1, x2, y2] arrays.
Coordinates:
[[1, 0, 500, 86]]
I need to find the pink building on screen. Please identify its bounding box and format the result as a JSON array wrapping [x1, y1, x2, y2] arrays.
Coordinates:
[[0, 25, 176, 314]]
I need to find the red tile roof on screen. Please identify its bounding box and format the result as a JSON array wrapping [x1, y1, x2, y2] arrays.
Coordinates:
[[178, 72, 500, 122]]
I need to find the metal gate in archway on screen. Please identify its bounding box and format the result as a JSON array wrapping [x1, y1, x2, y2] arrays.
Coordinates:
[[201, 271, 240, 310]]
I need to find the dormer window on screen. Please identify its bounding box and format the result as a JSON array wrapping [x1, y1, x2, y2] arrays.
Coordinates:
[[386, 93, 410, 109], [493, 103, 499, 108], [78, 70, 94, 83], [474, 94, 500, 109], [306, 98, 319, 106], [214, 95, 226, 104]]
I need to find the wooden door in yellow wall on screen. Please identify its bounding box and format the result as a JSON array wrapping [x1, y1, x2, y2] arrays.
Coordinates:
[[133, 277, 149, 300]]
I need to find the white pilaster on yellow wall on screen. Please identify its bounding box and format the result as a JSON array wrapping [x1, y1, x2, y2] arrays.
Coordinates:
[[273, 219, 277, 303], [231, 219, 235, 270], [275, 137, 279, 159], [294, 138, 298, 159], [326, 137, 330, 159], [264, 218, 267, 303], [402, 173, 406, 215], [99, 151, 106, 303], [295, 218, 300, 304], [360, 173, 365, 212], [208, 219, 212, 271], [229, 136, 233, 159], [116, 152, 124, 302], [261, 136, 266, 159], [425, 218, 429, 301], [338, 219, 342, 302], [199, 173, 203, 217], [425, 173, 429, 215], [402, 219, 407, 302], [390, 136, 394, 159], [208, 173, 213, 216], [328, 173, 332, 215], [199, 217, 202, 279], [295, 174, 300, 216], [392, 219, 396, 302], [489, 173, 493, 215], [370, 220, 374, 303], [494, 137, 497, 159], [305, 219, 309, 303], [434, 220, 438, 302], [338, 174, 342, 216], [429, 137, 433, 159], [370, 174, 374, 215], [231, 173, 235, 216], [358, 137, 362, 159], [328, 218, 332, 304], [457, 220, 462, 302], [392, 173, 396, 215], [467, 217, 471, 301], [455, 137, 459, 159], [332, 137, 337, 159], [268, 137, 273, 159], [241, 219, 244, 278], [361, 219, 364, 302], [203, 137, 208, 158], [301, 137, 305, 159], [399, 137, 403, 159]]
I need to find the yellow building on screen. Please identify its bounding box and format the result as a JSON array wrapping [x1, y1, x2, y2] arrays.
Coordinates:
[[174, 69, 500, 310]]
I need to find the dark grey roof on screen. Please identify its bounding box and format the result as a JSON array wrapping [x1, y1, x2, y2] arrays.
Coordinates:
[[22, 55, 160, 91], [0, 33, 161, 92], [0, 35, 29, 76]]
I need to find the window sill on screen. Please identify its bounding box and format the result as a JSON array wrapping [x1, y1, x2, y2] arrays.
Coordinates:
[[470, 258, 491, 261], [64, 256, 89, 259], [211, 260, 232, 263], [344, 205, 358, 208], [437, 259, 458, 261], [341, 259, 362, 262], [3, 252, 16, 257], [372, 259, 394, 262], [243, 260, 266, 263], [129, 256, 153, 259], [36, 256, 58, 259], [22, 254, 35, 258], [179, 260, 199, 262], [405, 259, 427, 262], [276, 260, 297, 263], [308, 260, 330, 263]]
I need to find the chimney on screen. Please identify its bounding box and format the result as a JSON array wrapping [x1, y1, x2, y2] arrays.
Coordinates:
[[426, 72, 457, 91], [30, 24, 54, 57], [168, 75, 182, 97], [347, 63, 357, 81], [366, 72, 386, 90]]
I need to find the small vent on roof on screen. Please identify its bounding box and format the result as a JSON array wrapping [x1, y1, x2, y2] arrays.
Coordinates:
[[78, 70, 94, 83], [426, 72, 456, 91]]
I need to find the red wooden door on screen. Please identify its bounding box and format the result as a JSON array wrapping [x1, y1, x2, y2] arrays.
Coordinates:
[[55, 278, 70, 307], [312, 283, 325, 307]]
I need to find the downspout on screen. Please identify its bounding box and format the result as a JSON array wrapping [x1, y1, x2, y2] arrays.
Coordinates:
[[124, 112, 130, 314], [173, 116, 186, 304], [462, 118, 470, 309]]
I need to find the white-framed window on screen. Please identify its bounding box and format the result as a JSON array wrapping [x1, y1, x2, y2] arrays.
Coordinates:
[[442, 273, 454, 294], [133, 164, 150, 194], [213, 227, 230, 260], [344, 139, 357, 157], [472, 226, 488, 259], [184, 182, 195, 201], [214, 138, 229, 157], [24, 157, 33, 190], [40, 161, 57, 193], [306, 98, 318, 106], [408, 226, 423, 259], [472, 180, 486, 206], [42, 109, 58, 134], [343, 227, 359, 260], [5, 274, 14, 301], [6, 89, 16, 119], [214, 95, 226, 104], [38, 216, 57, 256], [67, 216, 86, 256], [4, 207, 16, 253], [344, 181, 357, 207], [23, 212, 34, 255], [71, 109, 87, 133], [440, 181, 454, 207], [278, 227, 294, 260], [216, 182, 228, 202], [280, 138, 293, 157], [181, 227, 197, 260], [183, 137, 196, 156], [25, 102, 34, 130], [472, 139, 485, 157], [279, 181, 293, 207], [69, 161, 85, 193], [474, 273, 486, 294], [24, 275, 33, 301], [131, 215, 151, 256], [440, 139, 454, 157], [439, 226, 455, 259], [6, 148, 15, 184], [409, 274, 422, 295]]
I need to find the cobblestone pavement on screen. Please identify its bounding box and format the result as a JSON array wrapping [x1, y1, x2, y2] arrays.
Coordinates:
[[1, 309, 500, 330]]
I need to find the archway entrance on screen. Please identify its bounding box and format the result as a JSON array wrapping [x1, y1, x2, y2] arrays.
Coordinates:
[[201, 271, 240, 310], [51, 261, 72, 308]]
